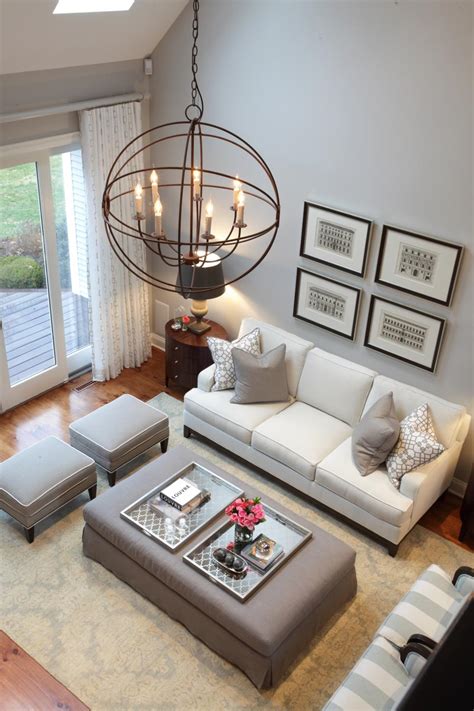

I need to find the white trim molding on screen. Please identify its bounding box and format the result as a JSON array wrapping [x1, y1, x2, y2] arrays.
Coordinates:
[[449, 477, 467, 499], [151, 333, 165, 351], [0, 133, 81, 163]]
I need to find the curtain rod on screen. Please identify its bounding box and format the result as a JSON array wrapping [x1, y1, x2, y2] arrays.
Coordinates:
[[0, 92, 147, 125]]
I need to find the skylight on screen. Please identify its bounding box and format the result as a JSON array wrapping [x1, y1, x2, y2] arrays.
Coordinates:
[[53, 0, 135, 13]]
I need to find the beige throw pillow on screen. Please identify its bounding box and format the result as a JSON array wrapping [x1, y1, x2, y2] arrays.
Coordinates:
[[230, 344, 290, 404], [352, 392, 400, 476]]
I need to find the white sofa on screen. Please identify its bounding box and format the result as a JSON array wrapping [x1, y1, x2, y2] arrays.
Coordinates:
[[183, 318, 471, 555]]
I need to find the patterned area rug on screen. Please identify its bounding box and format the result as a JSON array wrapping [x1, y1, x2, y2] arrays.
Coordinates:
[[1, 392, 472, 711]]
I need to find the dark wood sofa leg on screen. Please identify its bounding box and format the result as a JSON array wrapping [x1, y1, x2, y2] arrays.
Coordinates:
[[107, 471, 117, 487], [25, 526, 35, 544], [183, 425, 192, 439], [88, 484, 97, 500], [160, 438, 169, 454], [387, 542, 399, 557]]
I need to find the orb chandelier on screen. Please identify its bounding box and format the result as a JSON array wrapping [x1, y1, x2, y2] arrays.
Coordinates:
[[102, 0, 280, 330]]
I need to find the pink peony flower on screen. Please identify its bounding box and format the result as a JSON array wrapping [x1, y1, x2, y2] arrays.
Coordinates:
[[225, 496, 266, 530]]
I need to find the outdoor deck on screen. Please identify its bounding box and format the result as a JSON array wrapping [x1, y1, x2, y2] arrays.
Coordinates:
[[0, 290, 89, 385]]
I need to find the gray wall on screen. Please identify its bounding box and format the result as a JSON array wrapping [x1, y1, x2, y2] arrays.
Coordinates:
[[149, 0, 473, 482], [0, 60, 149, 145]]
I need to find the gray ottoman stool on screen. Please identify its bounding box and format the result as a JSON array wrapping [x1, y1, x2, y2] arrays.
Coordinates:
[[69, 394, 169, 487], [0, 436, 97, 543]]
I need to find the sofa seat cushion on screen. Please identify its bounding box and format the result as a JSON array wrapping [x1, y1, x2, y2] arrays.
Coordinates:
[[252, 402, 351, 481], [184, 388, 292, 445], [376, 564, 465, 647], [323, 636, 411, 711], [316, 438, 413, 527]]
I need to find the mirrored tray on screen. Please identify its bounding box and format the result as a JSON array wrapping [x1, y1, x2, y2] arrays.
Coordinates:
[[120, 462, 244, 551], [183, 504, 312, 601]]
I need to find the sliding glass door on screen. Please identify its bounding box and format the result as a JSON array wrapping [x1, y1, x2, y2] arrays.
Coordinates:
[[0, 135, 91, 411]]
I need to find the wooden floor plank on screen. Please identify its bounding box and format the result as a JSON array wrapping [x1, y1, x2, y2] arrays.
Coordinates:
[[0, 630, 89, 711]]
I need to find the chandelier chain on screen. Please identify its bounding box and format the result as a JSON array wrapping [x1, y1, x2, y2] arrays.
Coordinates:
[[185, 0, 204, 121]]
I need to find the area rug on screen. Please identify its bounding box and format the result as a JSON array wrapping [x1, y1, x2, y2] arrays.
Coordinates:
[[1, 392, 472, 711]]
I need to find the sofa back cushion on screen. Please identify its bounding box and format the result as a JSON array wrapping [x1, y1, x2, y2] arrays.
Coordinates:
[[363, 376, 466, 449], [296, 348, 377, 426], [238, 318, 313, 396]]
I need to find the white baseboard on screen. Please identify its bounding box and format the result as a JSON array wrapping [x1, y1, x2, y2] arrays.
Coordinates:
[[151, 332, 165, 351], [449, 476, 467, 499]]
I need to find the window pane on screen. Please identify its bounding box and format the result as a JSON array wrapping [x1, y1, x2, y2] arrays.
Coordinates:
[[50, 150, 90, 358], [0, 162, 56, 385]]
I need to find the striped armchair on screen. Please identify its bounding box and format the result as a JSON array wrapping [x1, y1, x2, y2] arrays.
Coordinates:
[[324, 565, 474, 710]]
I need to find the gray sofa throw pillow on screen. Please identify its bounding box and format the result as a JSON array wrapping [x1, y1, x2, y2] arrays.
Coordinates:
[[230, 344, 290, 404], [351, 392, 400, 475]]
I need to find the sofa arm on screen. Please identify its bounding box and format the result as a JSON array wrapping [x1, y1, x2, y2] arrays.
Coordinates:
[[197, 364, 216, 392], [399, 444, 462, 525], [399, 444, 461, 501], [453, 566, 474, 596]]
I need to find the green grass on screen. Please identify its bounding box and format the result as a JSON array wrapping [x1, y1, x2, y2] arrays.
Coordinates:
[[0, 157, 66, 240]]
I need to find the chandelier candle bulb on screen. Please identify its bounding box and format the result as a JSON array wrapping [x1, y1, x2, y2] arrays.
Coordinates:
[[204, 199, 213, 234], [134, 182, 143, 216], [233, 176, 242, 209], [193, 169, 201, 198], [236, 190, 245, 226], [150, 170, 159, 204], [154, 198, 163, 235]]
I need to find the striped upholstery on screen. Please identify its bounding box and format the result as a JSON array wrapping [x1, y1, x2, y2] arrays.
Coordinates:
[[377, 565, 464, 646], [324, 636, 411, 710], [324, 565, 473, 710]]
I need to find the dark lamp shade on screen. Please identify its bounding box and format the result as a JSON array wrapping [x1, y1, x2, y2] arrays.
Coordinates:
[[176, 259, 225, 301]]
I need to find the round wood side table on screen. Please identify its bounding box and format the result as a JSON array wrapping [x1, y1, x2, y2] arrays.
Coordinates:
[[165, 319, 228, 390]]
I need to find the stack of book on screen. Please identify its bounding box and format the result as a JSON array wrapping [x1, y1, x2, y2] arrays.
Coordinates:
[[149, 477, 209, 518], [240, 534, 284, 571]]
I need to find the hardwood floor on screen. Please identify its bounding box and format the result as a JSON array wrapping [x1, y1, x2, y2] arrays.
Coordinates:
[[0, 630, 89, 710], [0, 347, 472, 552], [0, 348, 182, 461]]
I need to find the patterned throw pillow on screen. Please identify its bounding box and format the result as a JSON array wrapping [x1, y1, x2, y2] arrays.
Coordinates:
[[386, 403, 445, 489], [207, 328, 260, 391]]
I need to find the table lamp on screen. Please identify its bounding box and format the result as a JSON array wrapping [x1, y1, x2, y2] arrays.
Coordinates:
[[176, 252, 225, 335]]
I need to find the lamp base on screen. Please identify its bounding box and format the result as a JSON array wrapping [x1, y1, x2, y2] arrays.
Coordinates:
[[188, 319, 212, 335]]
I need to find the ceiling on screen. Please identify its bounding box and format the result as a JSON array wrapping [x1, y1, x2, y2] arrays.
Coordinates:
[[0, 0, 187, 75]]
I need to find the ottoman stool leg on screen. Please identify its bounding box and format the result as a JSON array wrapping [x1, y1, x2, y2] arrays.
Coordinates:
[[88, 484, 97, 500], [160, 438, 169, 454], [107, 471, 117, 487], [24, 526, 35, 544], [183, 425, 192, 439]]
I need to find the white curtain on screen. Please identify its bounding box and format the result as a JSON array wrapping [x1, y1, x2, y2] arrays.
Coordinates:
[[80, 102, 151, 381]]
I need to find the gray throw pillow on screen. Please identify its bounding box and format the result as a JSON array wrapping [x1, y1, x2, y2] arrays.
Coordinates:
[[230, 344, 290, 404], [352, 392, 400, 475]]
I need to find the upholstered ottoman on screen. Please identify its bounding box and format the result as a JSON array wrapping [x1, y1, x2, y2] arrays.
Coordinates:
[[0, 436, 97, 543], [83, 446, 357, 688], [69, 394, 169, 487]]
